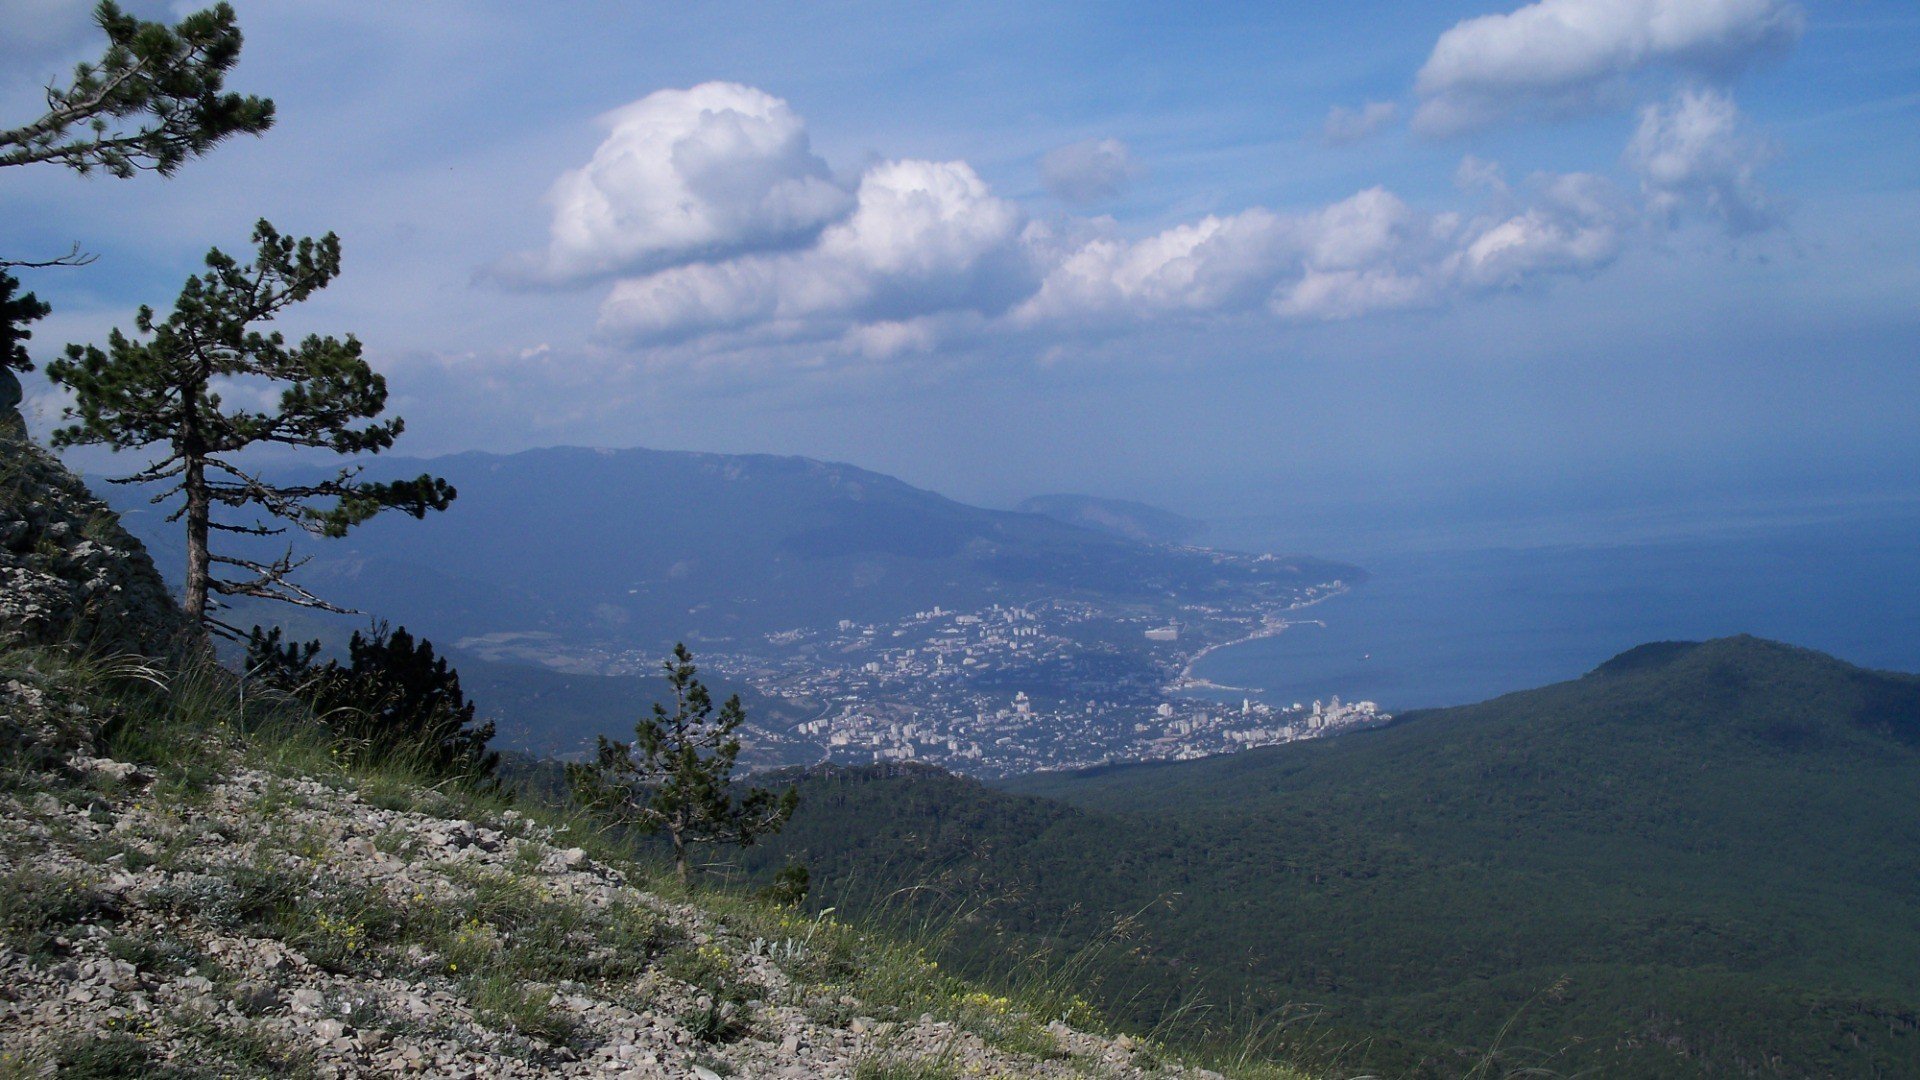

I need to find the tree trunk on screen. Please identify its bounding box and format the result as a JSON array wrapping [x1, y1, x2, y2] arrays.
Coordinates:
[[182, 453, 210, 628], [672, 828, 688, 887]]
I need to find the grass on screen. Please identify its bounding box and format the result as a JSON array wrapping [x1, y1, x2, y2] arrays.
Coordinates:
[[853, 1060, 966, 1080], [103, 933, 204, 975], [0, 867, 119, 961], [0, 1022, 315, 1080]]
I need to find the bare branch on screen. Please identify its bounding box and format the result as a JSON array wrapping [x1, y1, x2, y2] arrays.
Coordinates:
[[0, 243, 99, 270]]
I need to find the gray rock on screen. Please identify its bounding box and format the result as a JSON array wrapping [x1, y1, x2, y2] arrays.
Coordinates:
[[231, 982, 279, 1015]]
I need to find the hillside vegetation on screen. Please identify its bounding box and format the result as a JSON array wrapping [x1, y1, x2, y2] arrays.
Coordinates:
[[744, 637, 1920, 1077]]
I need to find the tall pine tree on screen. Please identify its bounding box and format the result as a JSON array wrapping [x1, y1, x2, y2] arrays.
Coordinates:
[[47, 221, 454, 635]]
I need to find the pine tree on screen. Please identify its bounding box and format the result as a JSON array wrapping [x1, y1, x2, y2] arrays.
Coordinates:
[[46, 221, 454, 636], [569, 644, 798, 885], [0, 2, 273, 181]]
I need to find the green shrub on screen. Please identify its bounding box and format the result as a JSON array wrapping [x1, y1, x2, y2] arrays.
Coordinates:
[[245, 624, 497, 784]]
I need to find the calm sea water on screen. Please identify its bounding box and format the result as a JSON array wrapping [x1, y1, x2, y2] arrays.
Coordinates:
[[1192, 499, 1920, 712]]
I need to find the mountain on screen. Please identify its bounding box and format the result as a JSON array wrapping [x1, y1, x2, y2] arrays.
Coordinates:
[[104, 446, 1351, 655], [743, 637, 1920, 1077], [1015, 494, 1207, 546]]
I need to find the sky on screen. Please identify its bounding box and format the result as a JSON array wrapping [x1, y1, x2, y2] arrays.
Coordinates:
[[4, 0, 1917, 550]]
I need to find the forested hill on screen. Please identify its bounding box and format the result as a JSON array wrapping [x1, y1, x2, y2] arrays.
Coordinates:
[[746, 636, 1920, 1078]]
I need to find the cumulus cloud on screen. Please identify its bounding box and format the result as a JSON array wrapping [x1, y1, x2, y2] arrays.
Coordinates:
[[520, 82, 853, 283], [1018, 176, 1629, 327], [1322, 102, 1401, 146], [1626, 87, 1777, 233], [1413, 0, 1803, 134], [1039, 138, 1137, 204], [597, 158, 1032, 343]]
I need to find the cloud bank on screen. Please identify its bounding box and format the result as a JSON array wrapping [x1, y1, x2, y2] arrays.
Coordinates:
[[1413, 0, 1802, 134], [1016, 176, 1627, 327], [516, 0, 1801, 366]]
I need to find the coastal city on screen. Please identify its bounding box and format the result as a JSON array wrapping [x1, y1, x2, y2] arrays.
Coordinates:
[[672, 595, 1386, 777]]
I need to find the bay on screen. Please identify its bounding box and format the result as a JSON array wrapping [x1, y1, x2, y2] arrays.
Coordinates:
[[1192, 500, 1920, 712]]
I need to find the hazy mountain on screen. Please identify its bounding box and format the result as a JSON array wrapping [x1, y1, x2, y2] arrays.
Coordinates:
[[743, 637, 1920, 1077], [1014, 494, 1207, 546], [103, 445, 1352, 653]]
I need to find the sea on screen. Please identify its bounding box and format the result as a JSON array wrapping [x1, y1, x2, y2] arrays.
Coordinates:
[[1190, 493, 1920, 712]]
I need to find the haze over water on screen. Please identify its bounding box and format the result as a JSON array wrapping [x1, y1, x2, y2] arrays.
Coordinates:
[[1194, 493, 1920, 712]]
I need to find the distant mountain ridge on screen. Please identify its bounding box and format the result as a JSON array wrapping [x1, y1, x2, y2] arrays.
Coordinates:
[[1015, 493, 1207, 546], [744, 635, 1920, 1078], [104, 444, 1354, 653]]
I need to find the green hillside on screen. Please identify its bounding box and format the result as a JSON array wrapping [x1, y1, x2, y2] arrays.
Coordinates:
[[455, 655, 820, 766], [745, 637, 1920, 1077]]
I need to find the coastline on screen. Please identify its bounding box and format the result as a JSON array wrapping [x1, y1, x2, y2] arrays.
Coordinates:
[[1168, 583, 1348, 694]]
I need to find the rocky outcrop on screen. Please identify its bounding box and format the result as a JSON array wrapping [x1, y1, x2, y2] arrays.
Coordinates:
[[0, 421, 191, 656]]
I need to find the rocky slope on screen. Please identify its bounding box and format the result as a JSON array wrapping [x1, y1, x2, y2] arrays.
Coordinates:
[[0, 727, 1198, 1078]]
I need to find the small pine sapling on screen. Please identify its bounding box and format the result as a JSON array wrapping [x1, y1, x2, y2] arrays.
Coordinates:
[[570, 644, 798, 885]]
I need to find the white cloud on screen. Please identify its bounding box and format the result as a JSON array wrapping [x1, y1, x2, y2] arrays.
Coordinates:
[[843, 317, 944, 360], [1014, 209, 1286, 322], [1626, 87, 1777, 233], [1321, 101, 1400, 146], [1444, 173, 1629, 288], [1039, 138, 1137, 204], [521, 82, 853, 283], [1019, 177, 1629, 327], [1413, 0, 1803, 134], [597, 158, 1031, 344]]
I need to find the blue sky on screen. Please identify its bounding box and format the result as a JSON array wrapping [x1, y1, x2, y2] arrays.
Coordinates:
[[4, 1, 1917, 548]]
